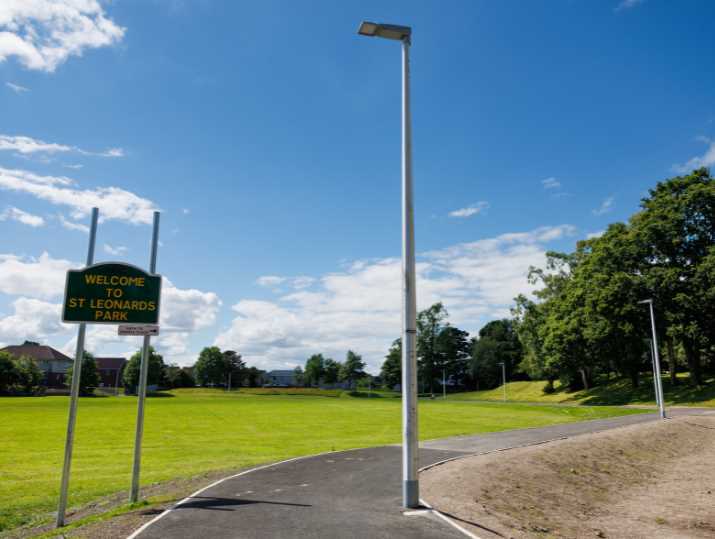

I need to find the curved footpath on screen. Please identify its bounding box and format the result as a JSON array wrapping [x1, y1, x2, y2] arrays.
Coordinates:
[[130, 408, 712, 539]]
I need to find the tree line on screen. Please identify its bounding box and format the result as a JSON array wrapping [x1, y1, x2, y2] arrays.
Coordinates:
[[379, 169, 714, 394], [513, 169, 714, 390]]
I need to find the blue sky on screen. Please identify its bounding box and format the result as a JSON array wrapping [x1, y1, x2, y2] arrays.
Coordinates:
[[1, 0, 713, 372]]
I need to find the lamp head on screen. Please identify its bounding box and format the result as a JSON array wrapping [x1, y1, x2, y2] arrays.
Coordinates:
[[358, 21, 412, 43]]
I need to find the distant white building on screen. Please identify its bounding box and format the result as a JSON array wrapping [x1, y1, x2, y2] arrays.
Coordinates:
[[265, 370, 298, 387]]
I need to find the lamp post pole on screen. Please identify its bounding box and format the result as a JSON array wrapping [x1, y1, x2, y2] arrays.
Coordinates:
[[640, 299, 666, 419], [498, 362, 506, 402], [400, 32, 419, 510], [357, 21, 418, 509]]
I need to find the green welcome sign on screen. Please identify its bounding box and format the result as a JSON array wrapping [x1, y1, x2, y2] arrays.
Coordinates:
[[62, 262, 162, 324]]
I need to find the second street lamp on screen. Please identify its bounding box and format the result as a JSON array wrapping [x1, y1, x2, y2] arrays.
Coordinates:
[[357, 20, 419, 509], [639, 299, 666, 419]]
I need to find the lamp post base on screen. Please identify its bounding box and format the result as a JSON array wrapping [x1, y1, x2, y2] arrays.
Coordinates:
[[403, 479, 420, 508]]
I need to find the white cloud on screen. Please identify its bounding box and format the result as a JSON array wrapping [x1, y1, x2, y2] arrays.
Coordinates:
[[615, 0, 644, 12], [0, 1, 125, 73], [0, 297, 67, 343], [215, 225, 576, 373], [257, 275, 286, 287], [0, 252, 74, 299], [0, 134, 124, 158], [592, 196, 614, 216], [672, 137, 715, 174], [182, 208, 190, 215], [5, 81, 29, 93], [448, 201, 489, 218], [0, 167, 159, 225], [587, 230, 605, 240], [103, 243, 127, 256], [541, 177, 561, 189], [161, 278, 222, 332], [63, 164, 84, 170], [58, 214, 89, 233], [0, 206, 44, 227]]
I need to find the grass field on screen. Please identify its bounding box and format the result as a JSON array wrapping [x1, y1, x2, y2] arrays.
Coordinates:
[[450, 374, 715, 406], [0, 389, 643, 534]]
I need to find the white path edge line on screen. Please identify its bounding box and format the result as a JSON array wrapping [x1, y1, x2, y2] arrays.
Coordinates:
[[125, 446, 370, 539]]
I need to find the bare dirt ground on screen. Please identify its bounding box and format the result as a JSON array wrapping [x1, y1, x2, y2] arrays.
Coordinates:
[[421, 416, 715, 539]]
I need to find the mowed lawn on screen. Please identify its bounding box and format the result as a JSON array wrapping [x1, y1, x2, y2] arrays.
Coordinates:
[[0, 389, 643, 533]]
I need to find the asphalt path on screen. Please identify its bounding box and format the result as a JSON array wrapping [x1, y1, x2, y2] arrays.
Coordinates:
[[132, 408, 713, 539]]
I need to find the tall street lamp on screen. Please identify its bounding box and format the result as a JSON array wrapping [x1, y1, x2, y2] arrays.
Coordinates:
[[357, 20, 419, 509], [639, 299, 666, 419]]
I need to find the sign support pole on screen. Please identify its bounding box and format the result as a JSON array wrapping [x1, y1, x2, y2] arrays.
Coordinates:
[[56, 207, 99, 528], [130, 211, 160, 503]]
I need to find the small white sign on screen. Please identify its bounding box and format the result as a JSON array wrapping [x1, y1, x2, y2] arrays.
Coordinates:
[[118, 324, 160, 336]]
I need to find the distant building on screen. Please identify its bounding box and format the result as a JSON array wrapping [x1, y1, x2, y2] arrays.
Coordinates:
[[1, 341, 72, 387], [265, 369, 298, 387], [95, 357, 127, 388]]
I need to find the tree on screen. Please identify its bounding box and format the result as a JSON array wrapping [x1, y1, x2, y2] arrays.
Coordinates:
[[630, 168, 715, 385], [304, 354, 326, 386], [123, 347, 167, 391], [380, 339, 402, 389], [323, 358, 341, 384], [65, 352, 100, 395], [0, 351, 18, 392], [470, 320, 523, 390], [223, 350, 246, 388], [340, 350, 366, 387], [246, 366, 265, 387], [12, 356, 43, 393], [165, 364, 195, 388], [194, 346, 226, 386], [436, 326, 471, 389], [417, 303, 449, 394]]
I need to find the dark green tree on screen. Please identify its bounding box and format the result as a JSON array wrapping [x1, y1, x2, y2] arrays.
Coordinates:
[[0, 351, 18, 391], [471, 320, 523, 390], [194, 346, 226, 386], [417, 302, 449, 394], [436, 326, 471, 389], [12, 356, 43, 393], [223, 350, 246, 388], [340, 350, 366, 387], [246, 366, 265, 387], [165, 364, 195, 388], [380, 339, 402, 390], [65, 352, 100, 395], [304, 354, 326, 386], [123, 347, 168, 391], [323, 358, 341, 384]]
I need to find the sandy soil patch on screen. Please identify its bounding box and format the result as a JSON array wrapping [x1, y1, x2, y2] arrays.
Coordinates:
[[421, 415, 715, 539]]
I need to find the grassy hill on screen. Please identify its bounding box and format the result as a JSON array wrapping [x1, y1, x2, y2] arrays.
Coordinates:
[[450, 374, 715, 407]]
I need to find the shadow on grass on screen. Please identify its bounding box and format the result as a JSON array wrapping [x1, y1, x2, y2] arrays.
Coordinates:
[[558, 375, 715, 406]]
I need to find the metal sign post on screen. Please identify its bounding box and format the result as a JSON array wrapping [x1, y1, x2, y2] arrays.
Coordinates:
[[56, 207, 99, 528], [130, 211, 161, 503]]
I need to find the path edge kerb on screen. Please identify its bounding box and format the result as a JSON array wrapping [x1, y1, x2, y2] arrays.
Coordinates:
[[125, 446, 377, 539]]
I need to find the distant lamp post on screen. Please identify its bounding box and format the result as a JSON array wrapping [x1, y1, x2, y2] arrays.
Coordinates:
[[639, 299, 666, 419], [357, 20, 418, 509], [497, 362, 507, 402]]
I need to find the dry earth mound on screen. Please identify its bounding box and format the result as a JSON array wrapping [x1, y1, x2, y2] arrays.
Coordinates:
[[422, 415, 715, 539]]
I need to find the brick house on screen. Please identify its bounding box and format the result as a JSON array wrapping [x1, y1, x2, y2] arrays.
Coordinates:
[[1, 341, 73, 387], [95, 357, 127, 388]]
